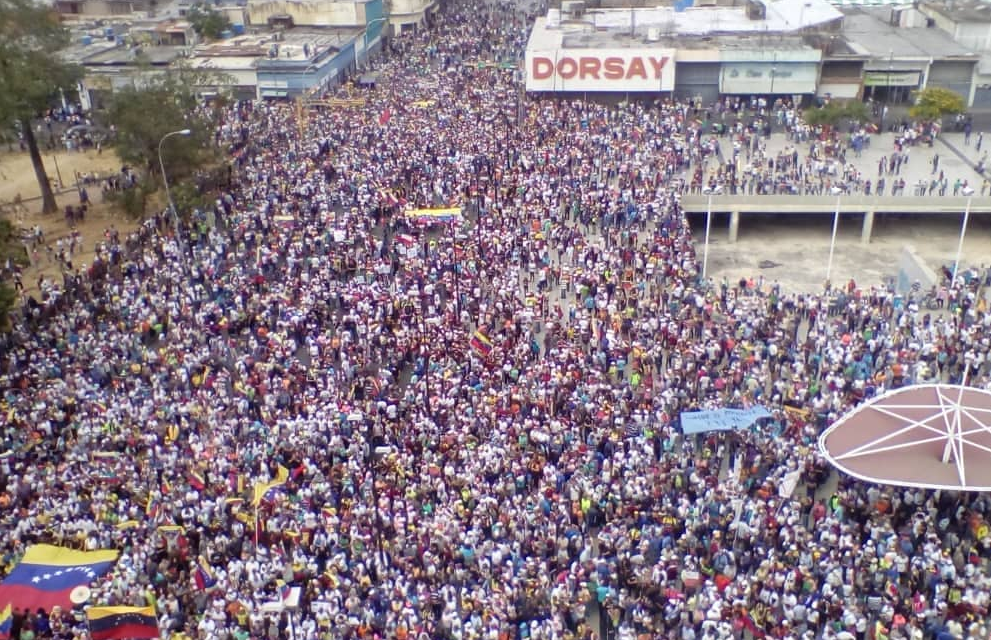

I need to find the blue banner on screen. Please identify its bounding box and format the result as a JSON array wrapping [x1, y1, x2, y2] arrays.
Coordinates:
[[680, 406, 772, 435]]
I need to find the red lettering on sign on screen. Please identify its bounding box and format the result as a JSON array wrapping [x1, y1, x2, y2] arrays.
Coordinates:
[[579, 57, 601, 79], [530, 54, 673, 85], [557, 57, 578, 79], [625, 57, 647, 80], [649, 56, 668, 79], [602, 57, 625, 80], [532, 56, 554, 79]]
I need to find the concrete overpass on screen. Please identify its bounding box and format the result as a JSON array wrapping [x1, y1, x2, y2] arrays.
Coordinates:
[[679, 195, 991, 244]]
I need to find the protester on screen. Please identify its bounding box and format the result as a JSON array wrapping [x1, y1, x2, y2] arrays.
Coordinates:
[[1, 0, 991, 639]]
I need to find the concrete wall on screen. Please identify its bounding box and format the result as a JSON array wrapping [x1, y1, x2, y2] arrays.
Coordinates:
[[248, 0, 360, 27], [389, 0, 435, 27], [918, 4, 958, 37], [955, 22, 991, 53]]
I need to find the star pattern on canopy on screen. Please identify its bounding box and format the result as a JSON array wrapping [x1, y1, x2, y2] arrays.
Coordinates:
[[819, 384, 991, 490]]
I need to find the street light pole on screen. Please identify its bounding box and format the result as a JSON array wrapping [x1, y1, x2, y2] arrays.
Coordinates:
[[951, 195, 972, 284], [880, 50, 893, 133], [158, 128, 192, 264], [702, 193, 713, 280], [364, 15, 391, 54], [826, 195, 841, 285], [770, 51, 777, 98]]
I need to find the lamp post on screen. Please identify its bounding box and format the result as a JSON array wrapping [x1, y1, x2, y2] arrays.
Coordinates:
[[799, 1, 811, 30], [770, 52, 778, 98], [158, 128, 191, 263], [951, 195, 973, 284], [702, 193, 713, 280], [880, 50, 893, 133], [364, 15, 390, 53], [825, 194, 841, 285]]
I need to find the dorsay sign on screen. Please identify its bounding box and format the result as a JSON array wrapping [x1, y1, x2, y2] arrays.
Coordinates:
[[526, 49, 676, 92]]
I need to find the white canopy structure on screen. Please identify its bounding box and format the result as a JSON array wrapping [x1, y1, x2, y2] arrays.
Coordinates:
[[818, 384, 991, 491]]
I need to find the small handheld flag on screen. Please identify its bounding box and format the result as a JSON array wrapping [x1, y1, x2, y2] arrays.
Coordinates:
[[469, 328, 493, 358]]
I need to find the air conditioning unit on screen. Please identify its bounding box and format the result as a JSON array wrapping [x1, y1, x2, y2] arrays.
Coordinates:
[[561, 0, 585, 19]]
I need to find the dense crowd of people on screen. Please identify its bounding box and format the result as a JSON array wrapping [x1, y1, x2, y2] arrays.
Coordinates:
[[3, 0, 991, 639]]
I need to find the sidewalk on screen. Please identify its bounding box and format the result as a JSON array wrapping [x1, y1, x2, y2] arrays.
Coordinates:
[[755, 130, 988, 196]]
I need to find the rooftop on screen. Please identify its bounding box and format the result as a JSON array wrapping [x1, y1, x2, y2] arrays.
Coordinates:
[[559, 28, 819, 55], [59, 39, 120, 64], [131, 19, 194, 33], [254, 28, 362, 65], [828, 0, 910, 4], [543, 0, 841, 38], [193, 35, 272, 57], [82, 44, 185, 65], [919, 0, 991, 23], [840, 6, 979, 59], [188, 55, 261, 71]]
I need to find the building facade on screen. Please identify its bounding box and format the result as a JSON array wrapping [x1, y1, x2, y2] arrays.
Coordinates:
[[524, 0, 980, 107]]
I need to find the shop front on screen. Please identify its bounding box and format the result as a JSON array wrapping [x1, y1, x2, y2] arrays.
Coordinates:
[[524, 48, 677, 93], [926, 59, 977, 106], [673, 62, 720, 104], [719, 60, 820, 96], [862, 67, 924, 104]]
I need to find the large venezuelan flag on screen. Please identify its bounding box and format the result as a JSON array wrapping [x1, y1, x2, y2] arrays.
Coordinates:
[[0, 545, 118, 613], [86, 606, 159, 640]]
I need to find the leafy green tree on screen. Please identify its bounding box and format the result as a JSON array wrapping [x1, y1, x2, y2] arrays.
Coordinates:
[[909, 87, 966, 122], [0, 219, 28, 331], [108, 66, 224, 178], [106, 65, 229, 216], [803, 100, 870, 133], [0, 0, 82, 214], [839, 100, 870, 124], [187, 4, 232, 41]]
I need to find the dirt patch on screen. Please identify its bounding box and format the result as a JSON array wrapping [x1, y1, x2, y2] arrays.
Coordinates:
[[0, 146, 122, 206], [0, 147, 139, 295]]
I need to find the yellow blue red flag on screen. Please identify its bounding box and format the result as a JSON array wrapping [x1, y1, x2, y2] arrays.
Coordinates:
[[0, 545, 118, 613]]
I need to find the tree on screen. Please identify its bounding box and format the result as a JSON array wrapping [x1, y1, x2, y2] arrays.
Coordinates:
[[803, 101, 870, 132], [909, 87, 966, 122], [106, 65, 228, 216], [187, 4, 232, 41], [0, 0, 82, 214], [0, 219, 28, 331], [108, 66, 224, 179]]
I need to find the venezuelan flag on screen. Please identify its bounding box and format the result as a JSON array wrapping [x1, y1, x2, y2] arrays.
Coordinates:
[[193, 556, 216, 590], [0, 604, 11, 638], [469, 329, 493, 358], [86, 605, 158, 640], [145, 497, 160, 521], [0, 545, 118, 613], [251, 465, 289, 506], [187, 471, 206, 491], [276, 579, 291, 602]]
